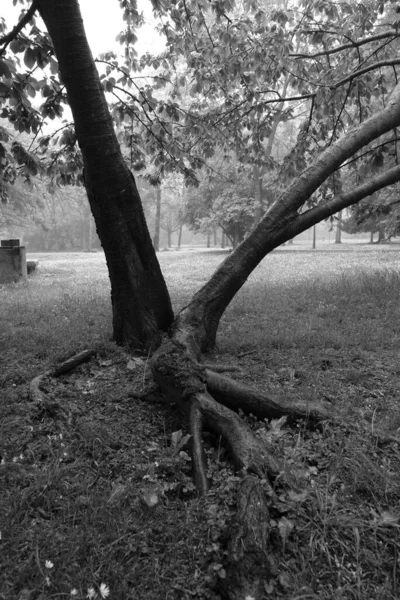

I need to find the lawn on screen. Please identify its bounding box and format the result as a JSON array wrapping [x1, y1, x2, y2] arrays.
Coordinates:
[[1, 244, 400, 600]]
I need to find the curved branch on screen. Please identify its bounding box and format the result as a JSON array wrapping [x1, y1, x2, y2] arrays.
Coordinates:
[[290, 164, 400, 235], [177, 83, 400, 350], [0, 1, 39, 47], [290, 30, 400, 59], [334, 59, 400, 88]]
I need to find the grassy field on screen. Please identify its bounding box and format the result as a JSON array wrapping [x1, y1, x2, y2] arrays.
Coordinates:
[[1, 244, 400, 599]]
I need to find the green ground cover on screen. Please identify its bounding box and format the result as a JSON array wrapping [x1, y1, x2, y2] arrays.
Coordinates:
[[1, 245, 400, 600]]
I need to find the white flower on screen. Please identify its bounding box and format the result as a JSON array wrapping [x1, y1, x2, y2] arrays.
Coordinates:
[[45, 560, 54, 569], [87, 588, 96, 599], [99, 583, 110, 598], [70, 590, 78, 597]]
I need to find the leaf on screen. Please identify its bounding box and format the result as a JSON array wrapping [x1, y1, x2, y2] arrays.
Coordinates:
[[171, 430, 191, 454], [24, 48, 36, 70], [0, 60, 12, 79], [278, 516, 294, 545], [127, 357, 144, 370], [278, 571, 291, 589], [140, 489, 159, 509], [287, 489, 308, 503], [108, 483, 128, 505]]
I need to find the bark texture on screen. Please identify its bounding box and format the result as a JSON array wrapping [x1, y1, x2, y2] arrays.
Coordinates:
[[37, 0, 173, 351], [218, 476, 276, 600]]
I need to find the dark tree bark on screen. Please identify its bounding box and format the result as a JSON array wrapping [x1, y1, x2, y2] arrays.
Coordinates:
[[37, 0, 173, 351], [153, 185, 161, 252]]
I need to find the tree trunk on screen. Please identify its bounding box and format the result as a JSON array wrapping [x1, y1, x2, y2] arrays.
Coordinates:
[[221, 231, 226, 248], [34, 5, 400, 596], [313, 224, 317, 249], [335, 210, 342, 243], [207, 231, 211, 248], [88, 210, 93, 251], [167, 228, 172, 248], [37, 0, 173, 351], [370, 230, 374, 243], [177, 224, 183, 248], [153, 185, 161, 252], [213, 227, 217, 246], [377, 224, 385, 243]]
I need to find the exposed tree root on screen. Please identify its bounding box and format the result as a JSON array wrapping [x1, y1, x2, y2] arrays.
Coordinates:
[[188, 398, 210, 495], [51, 349, 95, 376], [29, 349, 96, 404], [205, 368, 335, 425], [30, 342, 333, 599], [194, 391, 282, 483], [218, 476, 276, 600], [202, 363, 245, 375], [29, 371, 52, 403]]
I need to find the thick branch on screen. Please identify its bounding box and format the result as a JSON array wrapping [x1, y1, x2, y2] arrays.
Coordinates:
[[291, 164, 400, 235], [0, 1, 39, 47], [177, 82, 400, 349]]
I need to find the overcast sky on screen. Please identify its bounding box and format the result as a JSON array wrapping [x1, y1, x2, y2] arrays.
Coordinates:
[[2, 0, 164, 57]]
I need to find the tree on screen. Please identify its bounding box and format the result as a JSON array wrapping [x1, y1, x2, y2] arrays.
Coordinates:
[[185, 160, 258, 248], [342, 188, 400, 242], [4, 1, 400, 597]]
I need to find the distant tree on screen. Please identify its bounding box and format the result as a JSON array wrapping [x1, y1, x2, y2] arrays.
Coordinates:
[[185, 160, 265, 247], [343, 189, 400, 243]]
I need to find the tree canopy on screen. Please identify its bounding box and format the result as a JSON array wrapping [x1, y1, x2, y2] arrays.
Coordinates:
[[3, 2, 400, 597]]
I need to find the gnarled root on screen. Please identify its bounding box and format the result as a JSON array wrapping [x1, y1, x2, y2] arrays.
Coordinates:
[[205, 368, 335, 426], [188, 399, 210, 495], [190, 391, 283, 488], [218, 475, 276, 600]]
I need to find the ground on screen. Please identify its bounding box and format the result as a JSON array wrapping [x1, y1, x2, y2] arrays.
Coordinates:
[[1, 243, 400, 600]]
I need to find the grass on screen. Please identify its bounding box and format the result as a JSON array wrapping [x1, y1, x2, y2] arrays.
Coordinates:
[[1, 244, 400, 599]]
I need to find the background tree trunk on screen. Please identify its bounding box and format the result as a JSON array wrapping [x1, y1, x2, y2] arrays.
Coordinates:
[[37, 0, 174, 351], [335, 210, 343, 243]]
